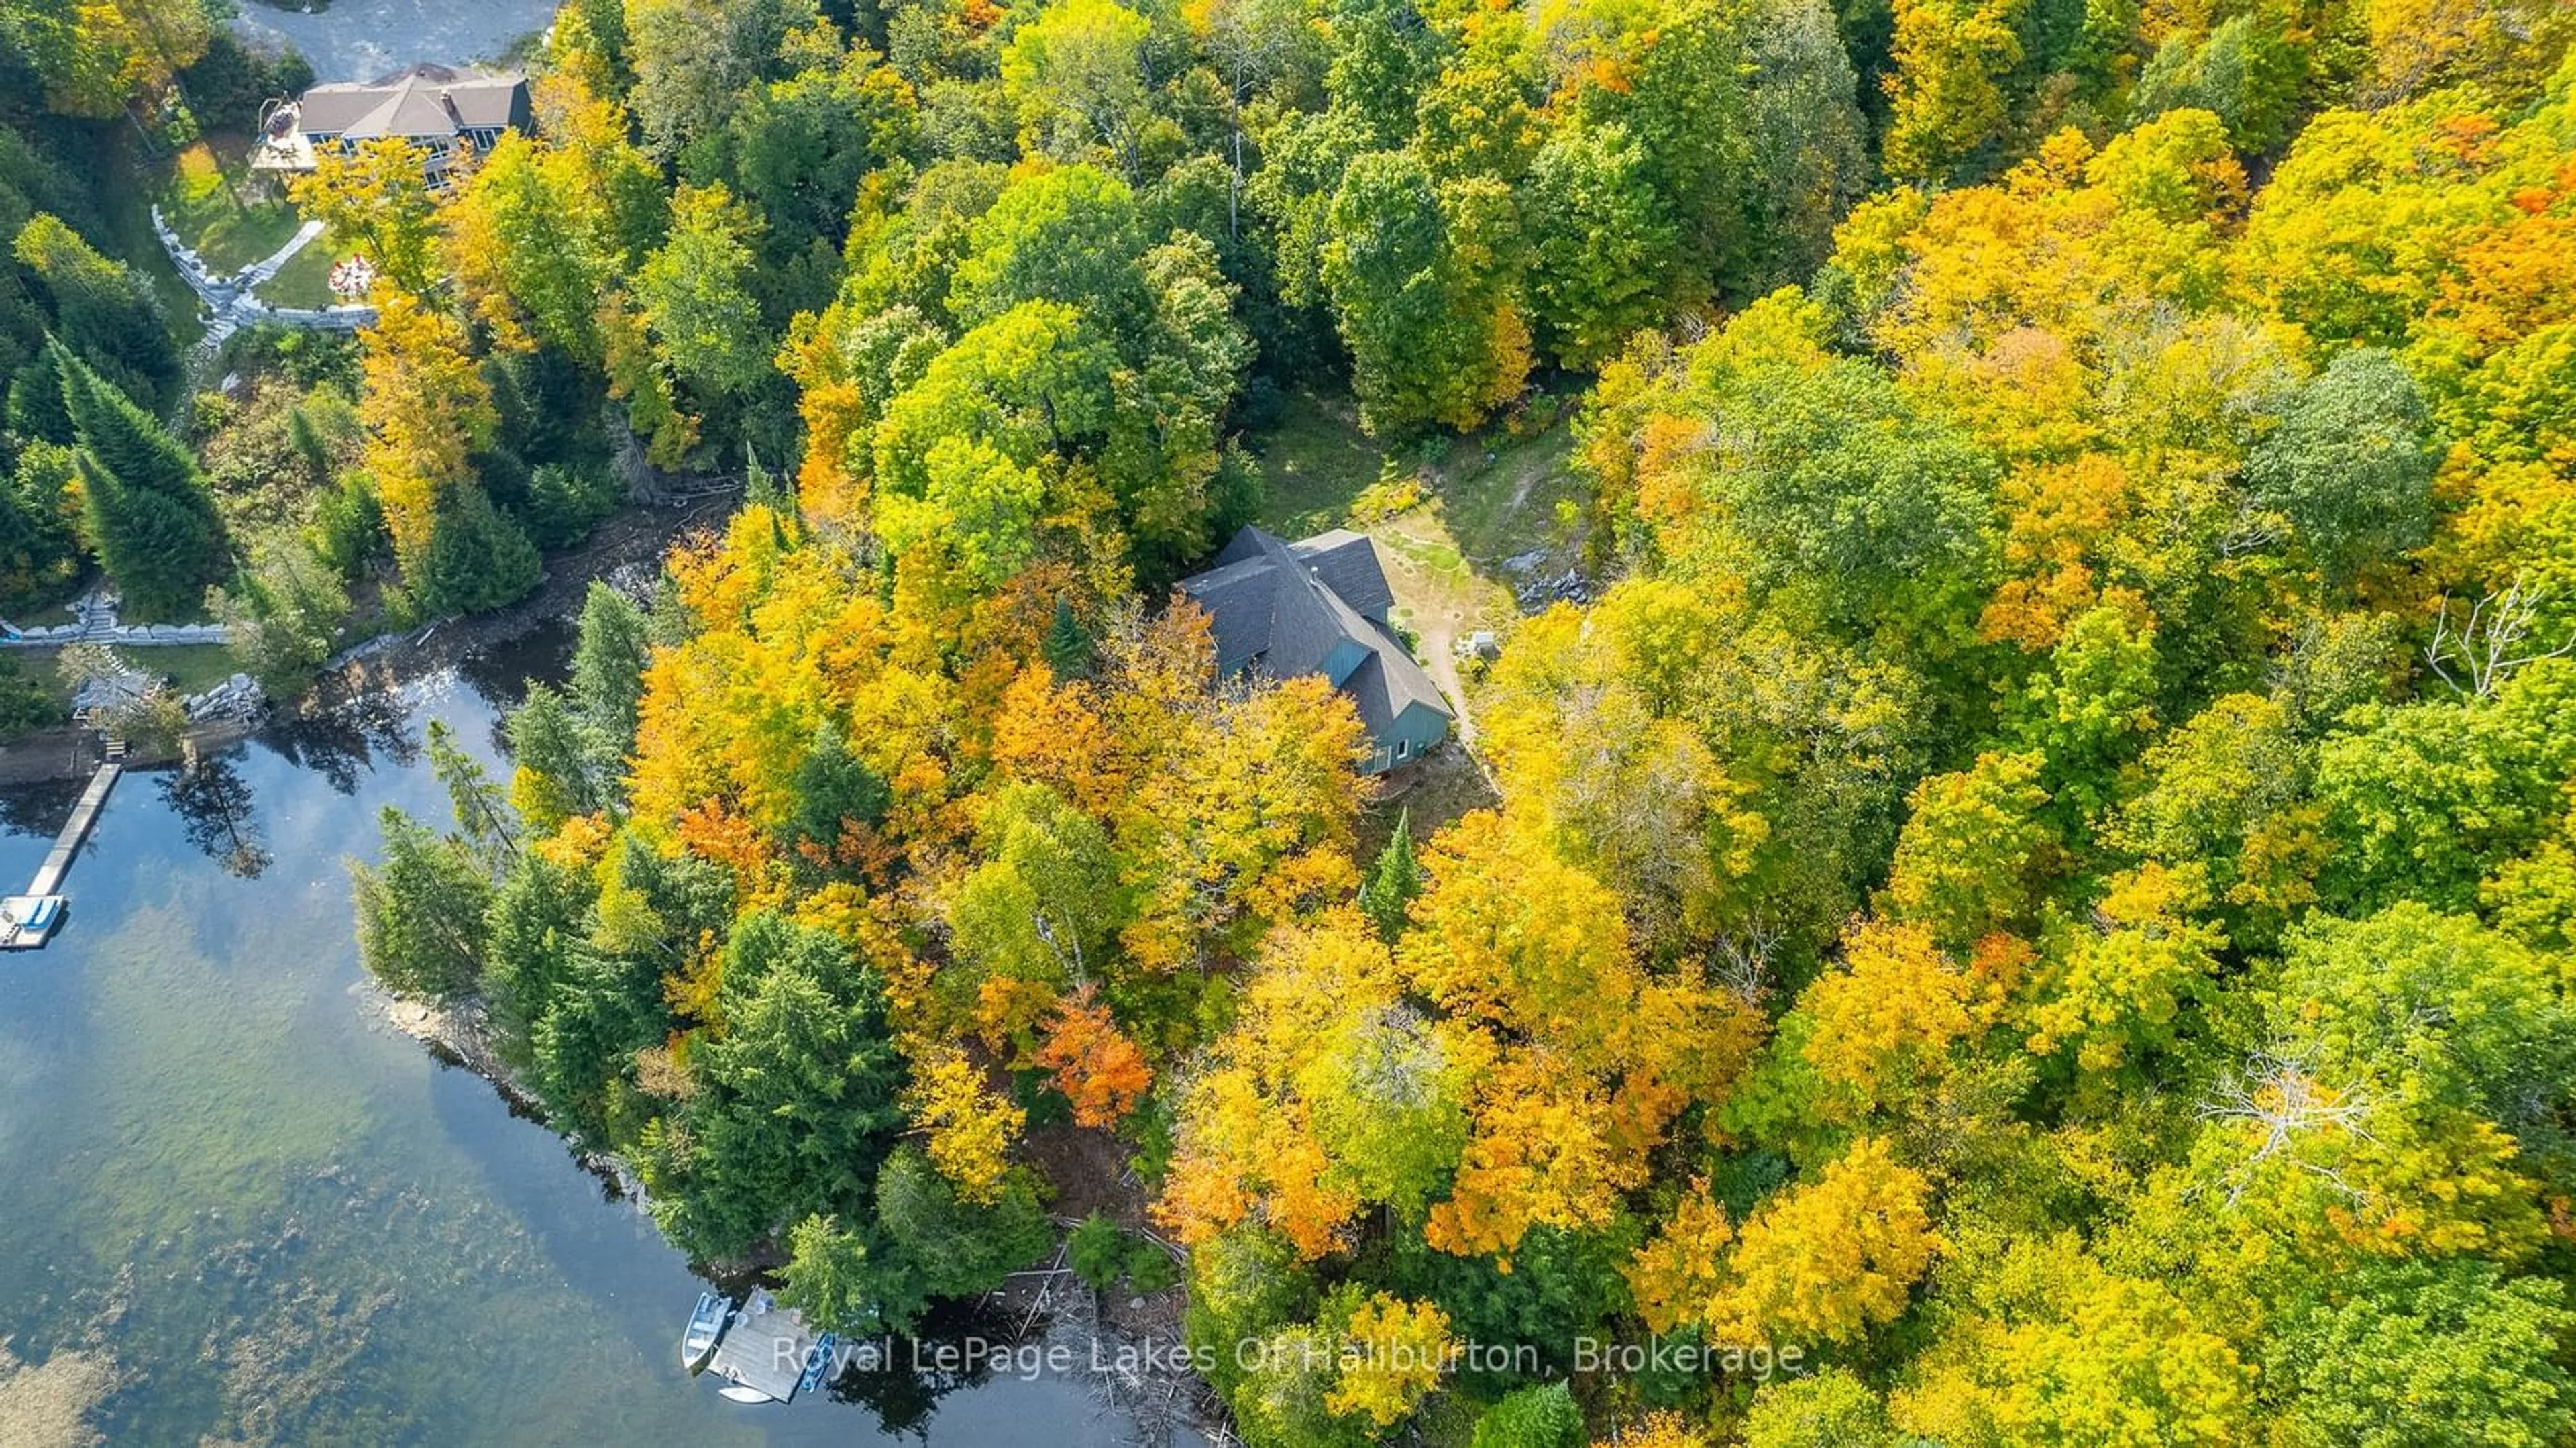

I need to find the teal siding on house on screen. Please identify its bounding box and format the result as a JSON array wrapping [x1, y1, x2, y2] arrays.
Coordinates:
[[1362, 701, 1451, 774]]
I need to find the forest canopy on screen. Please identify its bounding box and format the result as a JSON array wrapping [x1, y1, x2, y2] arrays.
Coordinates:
[[11, 0, 2575, 1441]]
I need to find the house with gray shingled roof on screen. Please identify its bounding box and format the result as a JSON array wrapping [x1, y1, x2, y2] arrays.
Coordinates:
[[1179, 526, 1453, 774], [252, 64, 529, 178]]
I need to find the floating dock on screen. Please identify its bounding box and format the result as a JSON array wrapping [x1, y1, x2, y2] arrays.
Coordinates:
[[707, 1292, 825, 1404], [1, 761, 117, 950]]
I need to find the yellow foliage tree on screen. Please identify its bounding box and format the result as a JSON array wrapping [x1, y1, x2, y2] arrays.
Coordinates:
[[1801, 918, 2000, 1115], [902, 1044, 1024, 1205], [1713, 1137, 1942, 1345], [1323, 1294, 1454, 1427], [357, 291, 497, 570]]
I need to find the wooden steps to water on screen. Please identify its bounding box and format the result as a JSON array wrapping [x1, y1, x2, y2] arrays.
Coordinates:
[[2, 760, 118, 950]]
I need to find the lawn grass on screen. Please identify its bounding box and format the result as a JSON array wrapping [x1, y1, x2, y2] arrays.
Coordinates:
[[1435, 421, 1582, 567], [1246, 384, 1585, 571], [256, 227, 339, 308], [12, 597, 83, 629], [9, 642, 239, 711], [144, 643, 244, 694], [1252, 390, 1391, 539], [157, 137, 305, 276], [97, 159, 209, 348]]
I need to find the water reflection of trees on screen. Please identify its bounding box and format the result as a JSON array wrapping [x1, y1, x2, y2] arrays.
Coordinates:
[[161, 757, 270, 878], [824, 1298, 1011, 1439], [0, 774, 80, 839], [252, 689, 420, 796]]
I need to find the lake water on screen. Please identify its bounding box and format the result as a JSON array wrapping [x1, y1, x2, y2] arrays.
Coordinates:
[[0, 631, 1152, 1445], [235, 0, 559, 83]]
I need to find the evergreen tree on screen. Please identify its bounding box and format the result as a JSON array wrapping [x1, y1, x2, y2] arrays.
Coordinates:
[[54, 342, 225, 617], [205, 533, 351, 696], [570, 581, 653, 760], [506, 682, 606, 831], [415, 484, 541, 617], [350, 808, 495, 1000], [427, 718, 520, 871], [1042, 594, 1095, 678], [783, 721, 892, 867], [1358, 809, 1422, 941]]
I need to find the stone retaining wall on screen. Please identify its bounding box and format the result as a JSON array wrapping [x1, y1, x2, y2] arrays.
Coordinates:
[[1, 622, 231, 646]]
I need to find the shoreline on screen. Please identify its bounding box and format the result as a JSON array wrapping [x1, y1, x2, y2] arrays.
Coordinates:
[[0, 498, 732, 789], [367, 979, 1222, 1438]]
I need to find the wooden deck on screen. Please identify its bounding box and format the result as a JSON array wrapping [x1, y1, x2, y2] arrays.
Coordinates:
[[1, 762, 117, 950], [707, 1293, 822, 1403]]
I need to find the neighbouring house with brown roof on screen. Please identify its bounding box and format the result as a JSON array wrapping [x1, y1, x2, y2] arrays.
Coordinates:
[[252, 64, 530, 177], [1178, 526, 1454, 774]]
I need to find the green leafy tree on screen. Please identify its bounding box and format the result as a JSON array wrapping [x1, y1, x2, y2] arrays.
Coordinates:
[[1742, 1369, 1899, 1447], [2267, 1259, 2576, 1448], [2314, 661, 2576, 912], [1884, 750, 2057, 946], [1470, 1381, 1585, 1448], [1000, 0, 1154, 175], [1525, 124, 1679, 370], [637, 183, 774, 406], [716, 49, 918, 264], [1, 441, 80, 605], [443, 130, 616, 360], [947, 164, 1149, 334], [1322, 150, 1530, 433], [2131, 11, 2310, 154], [948, 782, 1122, 987], [2244, 348, 2438, 584], [2007, 604, 2161, 825], [0, 657, 57, 742], [1739, 0, 1873, 291], [623, 0, 826, 160]]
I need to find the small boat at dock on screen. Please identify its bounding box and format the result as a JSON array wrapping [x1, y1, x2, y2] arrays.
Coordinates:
[[681, 1290, 731, 1373]]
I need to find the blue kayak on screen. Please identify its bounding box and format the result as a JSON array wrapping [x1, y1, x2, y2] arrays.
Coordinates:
[[797, 1333, 838, 1397]]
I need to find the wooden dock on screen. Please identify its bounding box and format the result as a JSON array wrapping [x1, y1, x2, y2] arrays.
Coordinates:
[[1, 761, 117, 950], [707, 1292, 824, 1404]]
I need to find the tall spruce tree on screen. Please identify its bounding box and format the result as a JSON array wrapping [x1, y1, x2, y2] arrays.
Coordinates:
[[1359, 808, 1423, 941], [53, 342, 225, 617], [1042, 595, 1095, 678]]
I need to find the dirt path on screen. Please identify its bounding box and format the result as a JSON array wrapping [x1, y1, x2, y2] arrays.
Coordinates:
[[1370, 510, 1496, 744]]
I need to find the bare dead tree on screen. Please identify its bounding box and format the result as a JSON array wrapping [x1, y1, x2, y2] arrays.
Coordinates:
[[2196, 1047, 2375, 1206], [2424, 575, 2576, 699], [1713, 917, 1782, 1006]]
